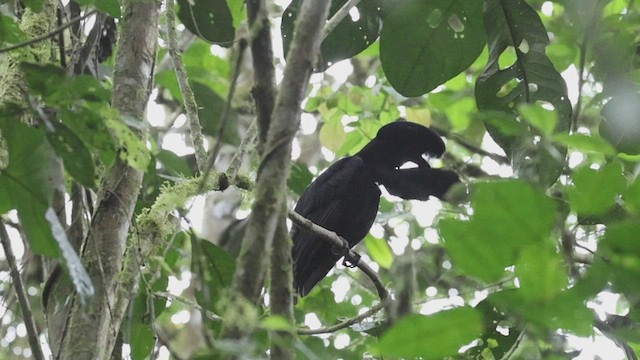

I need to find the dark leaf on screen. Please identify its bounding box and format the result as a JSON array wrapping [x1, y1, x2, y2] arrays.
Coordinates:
[[46, 121, 96, 188], [380, 0, 485, 96], [282, 0, 381, 71], [177, 0, 235, 46], [475, 0, 572, 187]]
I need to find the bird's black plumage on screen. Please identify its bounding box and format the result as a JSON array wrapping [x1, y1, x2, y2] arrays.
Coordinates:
[[292, 120, 458, 297]]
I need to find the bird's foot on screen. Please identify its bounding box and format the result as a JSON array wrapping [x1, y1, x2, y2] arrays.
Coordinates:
[[331, 237, 350, 256], [343, 252, 361, 268]]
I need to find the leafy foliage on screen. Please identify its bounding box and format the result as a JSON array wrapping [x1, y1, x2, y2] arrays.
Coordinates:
[[2, 0, 640, 359]]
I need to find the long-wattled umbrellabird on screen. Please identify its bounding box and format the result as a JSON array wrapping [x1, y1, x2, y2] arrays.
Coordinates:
[[291, 119, 459, 297]]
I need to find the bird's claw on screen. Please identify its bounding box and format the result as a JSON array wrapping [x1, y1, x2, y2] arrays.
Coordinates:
[[343, 252, 361, 268], [331, 237, 350, 256]]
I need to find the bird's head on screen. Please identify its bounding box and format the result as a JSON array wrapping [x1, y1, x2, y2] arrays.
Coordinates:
[[358, 120, 446, 168]]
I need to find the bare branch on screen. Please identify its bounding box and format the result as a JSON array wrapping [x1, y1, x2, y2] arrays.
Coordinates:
[[297, 301, 385, 335], [0, 221, 45, 360], [322, 0, 362, 40], [287, 210, 389, 302], [165, 0, 207, 171]]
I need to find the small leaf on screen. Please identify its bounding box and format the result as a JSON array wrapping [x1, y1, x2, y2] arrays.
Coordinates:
[[553, 133, 616, 155], [378, 308, 483, 358], [288, 162, 313, 196], [193, 240, 236, 313], [319, 116, 346, 153], [261, 315, 292, 331], [364, 234, 393, 269], [106, 117, 150, 171]]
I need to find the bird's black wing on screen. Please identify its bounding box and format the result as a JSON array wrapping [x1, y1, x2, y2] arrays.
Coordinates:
[[376, 167, 459, 201], [292, 156, 381, 297]]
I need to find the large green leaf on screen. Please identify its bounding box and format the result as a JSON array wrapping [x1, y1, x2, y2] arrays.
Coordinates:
[[380, 0, 485, 96], [46, 121, 96, 188], [440, 180, 556, 282], [193, 239, 236, 313], [0, 118, 57, 256], [378, 308, 483, 358], [282, 0, 381, 71], [475, 0, 572, 187], [177, 0, 235, 46], [567, 162, 627, 216]]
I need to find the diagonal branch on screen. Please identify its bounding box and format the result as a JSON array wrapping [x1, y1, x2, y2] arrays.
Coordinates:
[[287, 210, 389, 302]]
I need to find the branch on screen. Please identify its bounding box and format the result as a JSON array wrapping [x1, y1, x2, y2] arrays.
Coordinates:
[[221, 0, 331, 342], [247, 0, 277, 150], [0, 10, 97, 54], [269, 214, 295, 359], [0, 221, 46, 360], [226, 119, 258, 182], [287, 210, 389, 302], [322, 0, 362, 41], [199, 38, 248, 191], [297, 301, 385, 335], [166, 0, 207, 171], [152, 291, 222, 322]]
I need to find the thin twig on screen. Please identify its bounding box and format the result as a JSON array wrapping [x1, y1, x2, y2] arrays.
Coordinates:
[[297, 301, 385, 335], [202, 38, 248, 183], [165, 0, 207, 172], [287, 210, 389, 302], [0, 10, 97, 54], [226, 119, 258, 182], [322, 0, 362, 41], [0, 221, 46, 360], [152, 291, 223, 322]]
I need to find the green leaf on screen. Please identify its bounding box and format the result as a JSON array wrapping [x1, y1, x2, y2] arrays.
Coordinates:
[[600, 221, 640, 294], [288, 162, 313, 196], [106, 117, 150, 171], [568, 162, 626, 216], [518, 103, 558, 137], [0, 15, 27, 43], [22, 63, 110, 105], [364, 234, 393, 269], [553, 133, 616, 155], [380, 0, 485, 96], [193, 240, 236, 313], [282, 0, 381, 71], [378, 308, 483, 358], [46, 121, 96, 188], [476, 0, 572, 187], [129, 323, 154, 360], [440, 219, 507, 281], [60, 107, 117, 166], [0, 119, 57, 256], [441, 180, 557, 282], [515, 242, 567, 302], [261, 315, 293, 331], [74, 0, 121, 17], [177, 0, 235, 46], [319, 114, 346, 153], [624, 178, 640, 214], [156, 150, 194, 177]]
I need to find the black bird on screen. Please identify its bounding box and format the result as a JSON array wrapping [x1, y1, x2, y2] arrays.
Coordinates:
[[292, 120, 459, 297]]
